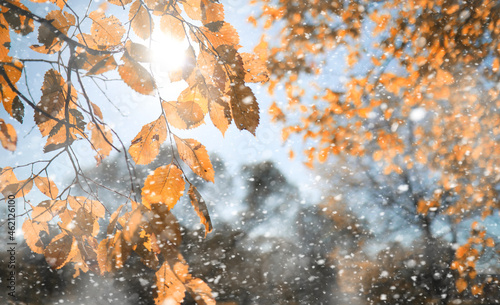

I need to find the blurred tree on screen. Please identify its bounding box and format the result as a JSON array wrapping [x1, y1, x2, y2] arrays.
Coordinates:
[[250, 0, 500, 296]]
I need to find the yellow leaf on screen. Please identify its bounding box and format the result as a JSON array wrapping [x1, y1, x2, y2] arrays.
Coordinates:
[[0, 118, 17, 151], [128, 117, 167, 165], [118, 53, 156, 95], [130, 0, 153, 39], [142, 164, 185, 209], [34, 176, 59, 199], [188, 184, 213, 236], [174, 136, 214, 182]]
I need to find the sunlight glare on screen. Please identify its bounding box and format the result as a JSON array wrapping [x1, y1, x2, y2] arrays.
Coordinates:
[[151, 34, 188, 74]]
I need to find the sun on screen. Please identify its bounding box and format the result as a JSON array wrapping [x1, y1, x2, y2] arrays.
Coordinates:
[[150, 33, 188, 75]]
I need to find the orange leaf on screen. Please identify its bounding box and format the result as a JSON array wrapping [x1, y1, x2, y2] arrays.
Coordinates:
[[130, 0, 153, 39], [107, 204, 124, 235], [456, 278, 467, 293], [44, 233, 76, 269], [185, 278, 216, 305], [118, 53, 156, 95], [34, 176, 59, 199], [22, 219, 49, 254], [0, 118, 17, 151], [201, 22, 240, 49], [188, 184, 213, 236], [142, 164, 185, 209], [160, 14, 185, 41], [182, 0, 202, 21], [202, 1, 224, 24], [241, 52, 269, 83], [85, 55, 117, 76], [89, 10, 124, 49], [129, 117, 167, 165], [208, 98, 231, 136], [88, 122, 113, 165], [162, 100, 205, 129], [143, 203, 182, 247], [1, 177, 33, 198], [229, 82, 260, 135], [67, 196, 106, 218], [174, 136, 214, 182], [155, 261, 186, 305], [32, 199, 66, 222], [179, 84, 209, 114]]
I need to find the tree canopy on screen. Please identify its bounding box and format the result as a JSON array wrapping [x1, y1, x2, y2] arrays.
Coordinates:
[[250, 0, 500, 296]]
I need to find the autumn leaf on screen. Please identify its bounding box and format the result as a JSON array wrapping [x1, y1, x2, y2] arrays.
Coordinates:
[[1, 177, 33, 198], [88, 122, 113, 165], [0, 118, 17, 151], [200, 22, 240, 49], [67, 196, 106, 218], [85, 55, 117, 76], [30, 10, 75, 54], [456, 278, 467, 293], [72, 208, 97, 236], [125, 41, 151, 62], [140, 203, 182, 251], [160, 13, 185, 41], [118, 53, 156, 95], [188, 184, 213, 236], [107, 204, 124, 235], [182, 0, 202, 21], [22, 219, 49, 254], [174, 135, 214, 182], [44, 232, 76, 269], [128, 117, 167, 165], [228, 82, 260, 135], [179, 84, 209, 114], [155, 261, 186, 305], [201, 1, 224, 25], [208, 97, 231, 136], [130, 0, 153, 40], [32, 199, 66, 222], [89, 10, 124, 49], [142, 164, 185, 209], [97, 230, 132, 274], [185, 278, 216, 305], [34, 176, 59, 199], [241, 52, 269, 83], [162, 100, 205, 130]]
